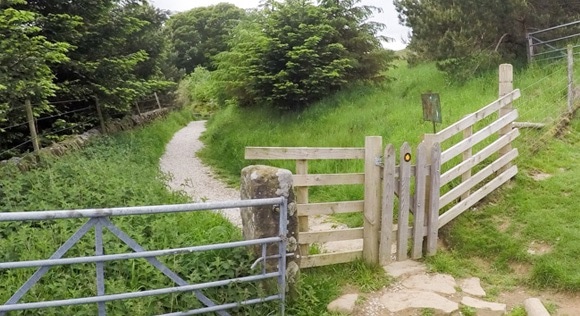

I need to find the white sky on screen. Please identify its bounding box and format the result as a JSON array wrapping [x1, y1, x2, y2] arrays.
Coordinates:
[[151, 0, 409, 50]]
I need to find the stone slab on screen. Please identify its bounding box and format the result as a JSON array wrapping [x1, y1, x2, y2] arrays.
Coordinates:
[[401, 273, 457, 294], [379, 290, 459, 314], [383, 260, 427, 279], [524, 298, 550, 316], [327, 293, 359, 314], [461, 296, 506, 316], [460, 277, 486, 297]]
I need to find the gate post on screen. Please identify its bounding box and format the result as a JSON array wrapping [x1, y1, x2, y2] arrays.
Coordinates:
[[240, 165, 299, 297], [363, 136, 382, 265], [498, 64, 514, 173]]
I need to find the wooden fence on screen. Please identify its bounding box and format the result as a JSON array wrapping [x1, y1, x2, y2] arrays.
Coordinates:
[[424, 64, 521, 229], [245, 141, 441, 267], [245, 64, 520, 268]]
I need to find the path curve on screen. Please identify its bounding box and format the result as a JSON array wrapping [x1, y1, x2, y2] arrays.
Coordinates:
[[159, 120, 242, 227], [160, 120, 361, 252]]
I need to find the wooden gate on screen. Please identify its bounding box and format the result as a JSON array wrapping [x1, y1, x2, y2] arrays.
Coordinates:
[[245, 140, 442, 267]]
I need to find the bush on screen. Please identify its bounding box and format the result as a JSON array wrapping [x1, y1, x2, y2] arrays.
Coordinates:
[[214, 0, 394, 111], [176, 66, 220, 115]]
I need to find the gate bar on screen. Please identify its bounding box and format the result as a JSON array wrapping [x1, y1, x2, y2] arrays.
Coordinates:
[[0, 198, 285, 221]]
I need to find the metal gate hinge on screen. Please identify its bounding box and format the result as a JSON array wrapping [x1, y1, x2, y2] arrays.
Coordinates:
[[375, 156, 384, 167]]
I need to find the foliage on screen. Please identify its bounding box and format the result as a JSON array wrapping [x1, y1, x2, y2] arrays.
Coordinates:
[[1, 0, 176, 158], [164, 3, 246, 73], [214, 0, 395, 111], [0, 0, 70, 121], [394, 0, 580, 81], [176, 67, 220, 115]]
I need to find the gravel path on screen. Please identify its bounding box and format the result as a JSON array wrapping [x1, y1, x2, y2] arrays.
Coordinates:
[[159, 120, 242, 227], [159, 120, 361, 252]]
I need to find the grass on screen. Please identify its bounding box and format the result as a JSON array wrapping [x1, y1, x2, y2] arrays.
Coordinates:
[[200, 56, 580, 298], [0, 108, 265, 315], [0, 106, 390, 315]]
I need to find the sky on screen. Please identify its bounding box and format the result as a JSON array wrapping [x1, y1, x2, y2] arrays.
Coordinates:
[[150, 0, 410, 50]]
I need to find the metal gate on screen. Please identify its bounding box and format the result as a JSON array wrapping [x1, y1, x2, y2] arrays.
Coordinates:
[[0, 197, 288, 316]]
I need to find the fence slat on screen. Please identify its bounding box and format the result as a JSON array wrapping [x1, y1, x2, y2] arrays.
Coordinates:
[[297, 201, 363, 216], [245, 147, 365, 160], [441, 110, 519, 164], [440, 129, 520, 186], [301, 251, 362, 268], [397, 142, 412, 261], [296, 160, 309, 262], [412, 143, 427, 259], [292, 173, 364, 186], [426, 143, 441, 256], [433, 90, 520, 143], [299, 228, 363, 244], [439, 165, 518, 228], [379, 144, 396, 265], [363, 136, 382, 265], [440, 149, 519, 208]]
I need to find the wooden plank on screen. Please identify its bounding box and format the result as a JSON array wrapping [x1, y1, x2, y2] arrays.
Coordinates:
[[439, 165, 518, 228], [24, 99, 40, 153], [426, 143, 441, 256], [296, 160, 309, 260], [297, 201, 364, 216], [379, 144, 396, 265], [461, 122, 473, 200], [434, 89, 521, 143], [498, 64, 514, 173], [440, 129, 520, 186], [441, 110, 519, 164], [299, 228, 363, 244], [440, 149, 519, 208], [363, 136, 383, 265], [412, 143, 427, 259], [397, 142, 411, 261], [300, 251, 362, 268], [292, 173, 364, 187], [245, 147, 365, 160]]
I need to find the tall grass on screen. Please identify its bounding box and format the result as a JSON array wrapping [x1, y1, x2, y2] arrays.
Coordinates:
[[0, 109, 268, 315], [201, 58, 580, 293]]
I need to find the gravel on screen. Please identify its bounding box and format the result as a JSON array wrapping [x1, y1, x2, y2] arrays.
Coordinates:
[[159, 120, 242, 227]]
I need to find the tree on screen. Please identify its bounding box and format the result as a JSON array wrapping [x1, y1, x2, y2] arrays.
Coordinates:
[[1, 0, 175, 157], [165, 3, 246, 73], [395, 0, 580, 81], [215, 0, 394, 110], [0, 0, 70, 150]]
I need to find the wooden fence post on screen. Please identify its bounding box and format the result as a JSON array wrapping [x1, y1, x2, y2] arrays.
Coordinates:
[[24, 99, 40, 153], [154, 92, 162, 109], [412, 142, 427, 259], [379, 144, 395, 265], [421, 133, 437, 255], [363, 136, 382, 265], [135, 101, 142, 116], [527, 34, 534, 62], [426, 143, 441, 256], [95, 97, 106, 134], [461, 117, 473, 200], [568, 45, 574, 113], [397, 142, 411, 261], [296, 160, 309, 258], [498, 64, 514, 172]]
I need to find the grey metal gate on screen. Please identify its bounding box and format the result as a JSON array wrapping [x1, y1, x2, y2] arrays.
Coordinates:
[[0, 197, 288, 315]]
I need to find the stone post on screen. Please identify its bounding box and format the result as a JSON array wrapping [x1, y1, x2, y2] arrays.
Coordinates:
[[240, 165, 299, 297]]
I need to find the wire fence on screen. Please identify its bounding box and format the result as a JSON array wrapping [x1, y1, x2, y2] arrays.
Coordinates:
[[514, 54, 578, 152], [1, 93, 175, 160]]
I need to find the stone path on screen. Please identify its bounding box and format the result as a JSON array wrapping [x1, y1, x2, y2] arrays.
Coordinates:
[[327, 260, 554, 316], [160, 121, 561, 316]]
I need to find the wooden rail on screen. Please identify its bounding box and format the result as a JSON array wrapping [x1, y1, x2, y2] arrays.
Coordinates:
[[246, 143, 371, 268]]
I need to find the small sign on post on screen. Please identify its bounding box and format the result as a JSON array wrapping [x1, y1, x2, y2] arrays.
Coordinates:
[[421, 93, 442, 133]]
